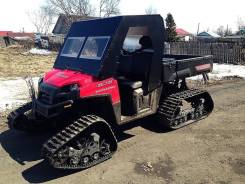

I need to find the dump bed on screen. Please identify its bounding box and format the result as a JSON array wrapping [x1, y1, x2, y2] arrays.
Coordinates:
[[162, 55, 213, 82]]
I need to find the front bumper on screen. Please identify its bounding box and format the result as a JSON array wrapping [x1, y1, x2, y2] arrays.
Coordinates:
[[35, 100, 73, 118], [35, 82, 79, 118]]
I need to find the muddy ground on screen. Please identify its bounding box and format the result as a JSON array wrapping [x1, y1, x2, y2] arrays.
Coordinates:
[[0, 46, 55, 78], [0, 79, 244, 184]]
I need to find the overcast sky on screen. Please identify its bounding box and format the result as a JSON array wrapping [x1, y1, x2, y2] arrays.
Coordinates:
[[0, 0, 244, 34]]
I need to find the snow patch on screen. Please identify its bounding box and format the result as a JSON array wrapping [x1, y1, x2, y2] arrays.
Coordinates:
[[29, 48, 51, 55], [190, 63, 245, 80], [0, 78, 38, 112]]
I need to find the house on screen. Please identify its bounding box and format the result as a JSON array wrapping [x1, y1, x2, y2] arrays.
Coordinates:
[[9, 32, 35, 40], [50, 14, 98, 50], [197, 31, 221, 41], [176, 28, 191, 41], [237, 29, 245, 36], [0, 31, 34, 39], [52, 14, 97, 35], [0, 31, 13, 46], [220, 35, 245, 44], [0, 31, 13, 37], [0, 31, 35, 47]]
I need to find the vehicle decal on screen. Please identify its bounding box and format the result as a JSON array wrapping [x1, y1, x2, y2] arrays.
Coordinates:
[[97, 79, 113, 87], [195, 64, 211, 71], [96, 86, 116, 94]]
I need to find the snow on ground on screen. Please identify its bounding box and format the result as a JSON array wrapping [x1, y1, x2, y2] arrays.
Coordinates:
[[29, 48, 51, 55], [190, 63, 245, 80], [0, 63, 245, 112], [0, 78, 38, 112]]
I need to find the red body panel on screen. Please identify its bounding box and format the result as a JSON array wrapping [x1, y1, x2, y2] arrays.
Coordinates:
[[43, 69, 120, 104]]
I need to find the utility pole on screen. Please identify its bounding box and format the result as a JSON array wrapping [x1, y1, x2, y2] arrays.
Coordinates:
[[197, 23, 200, 35]]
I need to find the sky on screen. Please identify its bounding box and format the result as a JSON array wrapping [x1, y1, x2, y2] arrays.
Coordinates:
[[0, 0, 244, 34]]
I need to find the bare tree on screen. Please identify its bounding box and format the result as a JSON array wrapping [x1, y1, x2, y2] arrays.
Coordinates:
[[99, 0, 121, 17], [237, 17, 245, 30], [47, 0, 96, 33], [48, 0, 121, 18], [44, 0, 120, 33], [224, 25, 232, 36], [216, 26, 225, 37], [145, 5, 157, 14], [48, 0, 95, 16], [99, 0, 106, 17], [27, 5, 55, 34]]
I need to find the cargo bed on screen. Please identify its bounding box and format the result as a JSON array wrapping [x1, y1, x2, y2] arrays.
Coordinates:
[[162, 54, 213, 82]]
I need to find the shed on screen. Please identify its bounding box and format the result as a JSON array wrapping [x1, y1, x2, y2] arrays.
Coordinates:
[[52, 14, 97, 35], [176, 28, 191, 41], [0, 31, 13, 37], [197, 31, 221, 38]]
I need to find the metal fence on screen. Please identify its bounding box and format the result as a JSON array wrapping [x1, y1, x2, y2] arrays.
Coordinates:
[[168, 41, 245, 64]]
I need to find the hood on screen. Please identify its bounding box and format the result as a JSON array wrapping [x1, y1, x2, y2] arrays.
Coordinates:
[[43, 69, 96, 88]]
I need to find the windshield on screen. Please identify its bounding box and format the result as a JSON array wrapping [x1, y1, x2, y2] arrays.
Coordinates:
[[54, 16, 121, 77], [61, 37, 85, 57], [80, 36, 110, 60]]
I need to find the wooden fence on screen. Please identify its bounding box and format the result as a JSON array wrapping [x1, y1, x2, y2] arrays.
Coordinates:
[[168, 42, 245, 64]]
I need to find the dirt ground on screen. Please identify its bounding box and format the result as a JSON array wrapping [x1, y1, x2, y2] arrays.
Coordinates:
[[0, 46, 55, 79], [0, 79, 244, 184]]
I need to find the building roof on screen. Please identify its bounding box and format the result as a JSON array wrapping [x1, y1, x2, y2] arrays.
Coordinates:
[[237, 29, 245, 35], [176, 28, 190, 37], [224, 35, 245, 39], [9, 32, 35, 38], [0, 31, 13, 36], [52, 14, 97, 35], [0, 31, 34, 38], [197, 31, 221, 38]]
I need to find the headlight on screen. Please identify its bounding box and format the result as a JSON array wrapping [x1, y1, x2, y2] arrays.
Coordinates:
[[70, 84, 80, 99], [70, 84, 79, 91]]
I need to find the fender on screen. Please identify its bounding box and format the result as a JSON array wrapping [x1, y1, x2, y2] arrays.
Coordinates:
[[76, 94, 121, 126]]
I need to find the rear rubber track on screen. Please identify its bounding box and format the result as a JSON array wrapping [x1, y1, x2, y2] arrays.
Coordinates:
[[157, 88, 214, 129]]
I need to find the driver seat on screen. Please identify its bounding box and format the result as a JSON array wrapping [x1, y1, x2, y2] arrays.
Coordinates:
[[118, 76, 142, 89]]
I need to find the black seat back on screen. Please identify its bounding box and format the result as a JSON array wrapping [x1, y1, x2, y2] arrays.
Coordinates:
[[131, 52, 152, 81], [118, 52, 153, 80], [118, 55, 133, 78]]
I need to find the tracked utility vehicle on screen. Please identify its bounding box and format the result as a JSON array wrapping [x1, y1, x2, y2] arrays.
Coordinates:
[[8, 15, 214, 169]]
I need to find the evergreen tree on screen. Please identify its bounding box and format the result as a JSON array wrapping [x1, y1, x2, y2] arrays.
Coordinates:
[[165, 13, 177, 42]]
